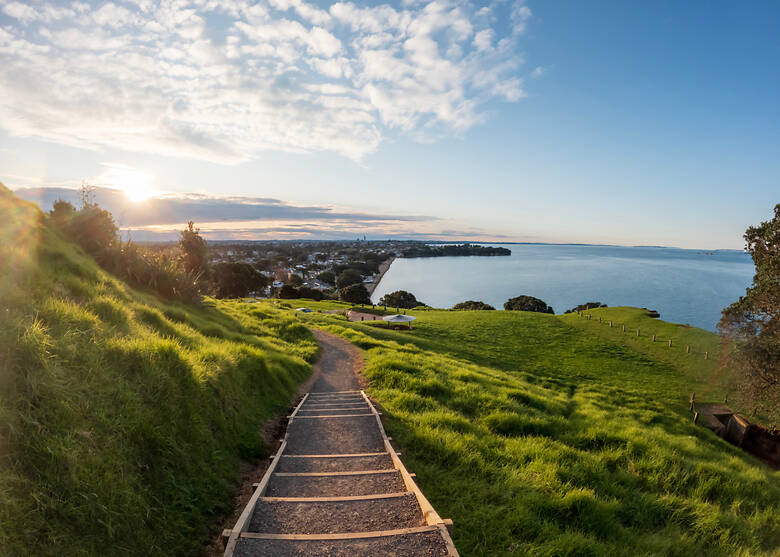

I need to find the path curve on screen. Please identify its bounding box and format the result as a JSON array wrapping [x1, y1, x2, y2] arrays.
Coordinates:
[[223, 329, 459, 557]]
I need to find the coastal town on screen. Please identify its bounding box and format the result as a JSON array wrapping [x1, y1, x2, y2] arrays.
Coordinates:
[[207, 240, 511, 298]]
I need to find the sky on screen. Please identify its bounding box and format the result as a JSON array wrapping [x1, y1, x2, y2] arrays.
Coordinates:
[[0, 0, 778, 248]]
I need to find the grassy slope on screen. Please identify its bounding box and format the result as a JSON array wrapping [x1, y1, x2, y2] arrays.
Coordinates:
[[276, 300, 779, 556], [0, 187, 318, 556]]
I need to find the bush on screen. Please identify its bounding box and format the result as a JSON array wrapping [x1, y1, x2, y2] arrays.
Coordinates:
[[564, 302, 607, 314], [379, 290, 424, 309], [453, 300, 495, 311], [211, 262, 268, 298], [339, 283, 371, 304], [317, 271, 336, 285], [297, 286, 324, 301], [336, 268, 363, 289], [278, 284, 300, 299], [504, 295, 554, 314]]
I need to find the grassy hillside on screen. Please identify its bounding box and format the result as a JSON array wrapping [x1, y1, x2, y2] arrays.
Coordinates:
[[0, 186, 317, 556], [276, 300, 779, 556]]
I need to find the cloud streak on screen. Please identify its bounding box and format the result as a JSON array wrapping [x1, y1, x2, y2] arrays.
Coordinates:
[[10, 185, 519, 241], [0, 0, 531, 162]]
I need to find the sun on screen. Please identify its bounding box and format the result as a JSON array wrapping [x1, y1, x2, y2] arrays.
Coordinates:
[[101, 164, 155, 203]]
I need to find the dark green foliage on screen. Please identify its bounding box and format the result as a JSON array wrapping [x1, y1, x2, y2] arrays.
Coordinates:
[[720, 203, 780, 413], [401, 243, 511, 257], [278, 284, 300, 299], [297, 286, 324, 301], [505, 295, 554, 314], [339, 283, 371, 304], [211, 262, 268, 298], [317, 270, 336, 285], [47, 199, 200, 302], [336, 268, 363, 289], [379, 290, 424, 309], [453, 300, 495, 311], [178, 221, 208, 278], [565, 302, 607, 314]]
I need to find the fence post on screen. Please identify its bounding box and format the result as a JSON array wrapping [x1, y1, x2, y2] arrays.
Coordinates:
[[704, 351, 708, 360], [652, 334, 656, 342], [668, 339, 673, 348], [609, 320, 613, 328], [636, 328, 640, 337], [622, 324, 626, 332], [686, 345, 690, 354], [689, 392, 695, 412]]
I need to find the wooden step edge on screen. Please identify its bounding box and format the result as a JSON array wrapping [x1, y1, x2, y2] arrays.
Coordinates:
[[260, 491, 413, 503], [306, 390, 362, 395], [287, 414, 374, 420], [238, 525, 440, 541], [274, 469, 398, 477], [281, 452, 389, 458]]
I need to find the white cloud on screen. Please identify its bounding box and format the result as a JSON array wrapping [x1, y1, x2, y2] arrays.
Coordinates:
[[0, 0, 533, 162], [2, 1, 38, 23]]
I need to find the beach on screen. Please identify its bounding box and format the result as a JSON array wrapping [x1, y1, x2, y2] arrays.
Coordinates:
[[365, 256, 396, 296]]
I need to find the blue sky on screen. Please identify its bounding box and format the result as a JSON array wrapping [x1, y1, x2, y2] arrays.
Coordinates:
[[1, 0, 778, 248]]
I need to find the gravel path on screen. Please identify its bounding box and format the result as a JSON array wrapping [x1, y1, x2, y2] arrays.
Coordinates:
[[230, 330, 456, 557], [248, 493, 423, 534], [234, 530, 450, 557], [276, 454, 394, 473]]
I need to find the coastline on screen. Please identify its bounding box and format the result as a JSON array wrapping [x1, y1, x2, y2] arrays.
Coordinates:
[[366, 256, 396, 296]]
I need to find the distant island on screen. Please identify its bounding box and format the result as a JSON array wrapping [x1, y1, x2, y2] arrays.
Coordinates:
[[401, 244, 511, 258]]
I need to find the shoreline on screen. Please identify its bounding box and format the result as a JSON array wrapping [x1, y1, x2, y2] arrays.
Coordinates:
[[365, 255, 396, 296]]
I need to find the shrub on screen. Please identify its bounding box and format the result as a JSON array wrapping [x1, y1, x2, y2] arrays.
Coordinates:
[[504, 295, 554, 314], [211, 262, 268, 298], [564, 302, 607, 314], [379, 290, 424, 309], [339, 283, 371, 304], [453, 300, 495, 311], [336, 268, 363, 289]]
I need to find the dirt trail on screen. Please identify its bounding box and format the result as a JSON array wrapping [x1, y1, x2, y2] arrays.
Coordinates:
[[223, 329, 458, 557]]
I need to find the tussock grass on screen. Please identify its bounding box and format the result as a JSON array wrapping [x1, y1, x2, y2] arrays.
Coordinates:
[[290, 302, 780, 556], [0, 186, 317, 556]]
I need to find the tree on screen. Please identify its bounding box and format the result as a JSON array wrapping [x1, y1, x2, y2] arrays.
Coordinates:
[[211, 262, 268, 298], [278, 284, 300, 299], [719, 203, 780, 411], [49, 199, 76, 224], [336, 268, 363, 289], [564, 302, 607, 314], [289, 274, 304, 287], [504, 295, 554, 314], [379, 290, 423, 309], [339, 283, 371, 305], [67, 204, 118, 265], [178, 221, 208, 278], [317, 271, 336, 285], [297, 286, 324, 301], [453, 300, 495, 311]]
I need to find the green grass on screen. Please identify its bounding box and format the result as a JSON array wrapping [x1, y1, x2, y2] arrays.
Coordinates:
[[277, 302, 780, 556], [0, 186, 318, 556]]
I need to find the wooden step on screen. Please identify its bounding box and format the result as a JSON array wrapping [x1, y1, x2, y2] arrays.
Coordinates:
[[284, 416, 384, 455], [233, 527, 452, 557], [276, 453, 394, 473], [265, 470, 406, 497], [247, 492, 423, 534]]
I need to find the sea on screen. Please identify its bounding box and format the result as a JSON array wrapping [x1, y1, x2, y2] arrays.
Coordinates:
[[370, 244, 755, 331]]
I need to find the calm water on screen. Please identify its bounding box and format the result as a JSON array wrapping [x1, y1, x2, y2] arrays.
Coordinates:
[[371, 245, 754, 331]]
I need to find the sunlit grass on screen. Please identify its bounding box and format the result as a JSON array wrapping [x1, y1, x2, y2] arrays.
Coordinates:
[[0, 184, 317, 556], [285, 304, 780, 556]]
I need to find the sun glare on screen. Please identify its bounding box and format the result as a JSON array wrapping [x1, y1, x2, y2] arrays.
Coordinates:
[[101, 164, 155, 203]]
